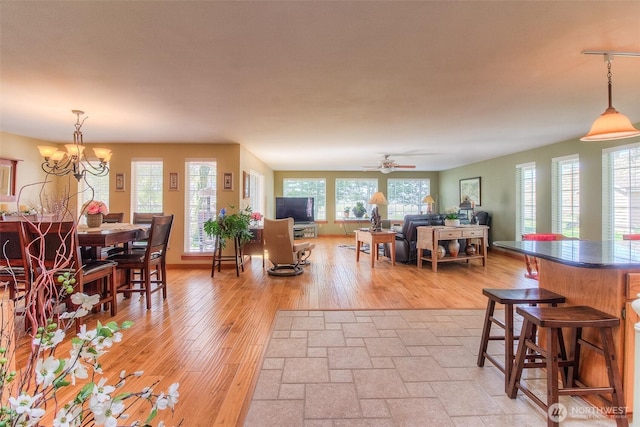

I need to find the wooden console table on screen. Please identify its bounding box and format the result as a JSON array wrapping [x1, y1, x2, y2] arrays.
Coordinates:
[[416, 225, 488, 272]]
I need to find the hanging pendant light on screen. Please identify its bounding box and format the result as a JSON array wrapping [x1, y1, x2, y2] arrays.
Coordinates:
[[581, 53, 640, 141]]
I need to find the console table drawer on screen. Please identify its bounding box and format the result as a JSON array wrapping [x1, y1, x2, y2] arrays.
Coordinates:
[[437, 230, 463, 239], [462, 229, 485, 238]]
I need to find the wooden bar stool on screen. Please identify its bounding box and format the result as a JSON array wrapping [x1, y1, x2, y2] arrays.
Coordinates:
[[477, 288, 566, 393], [507, 305, 627, 427]]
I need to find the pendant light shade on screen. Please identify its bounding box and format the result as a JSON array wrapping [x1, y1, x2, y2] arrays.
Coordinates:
[[581, 54, 640, 142]]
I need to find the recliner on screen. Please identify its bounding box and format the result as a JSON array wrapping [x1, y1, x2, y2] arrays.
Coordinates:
[[386, 214, 444, 263], [263, 218, 312, 276]]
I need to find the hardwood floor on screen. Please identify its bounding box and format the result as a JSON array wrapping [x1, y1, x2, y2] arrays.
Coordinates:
[[15, 236, 532, 426]]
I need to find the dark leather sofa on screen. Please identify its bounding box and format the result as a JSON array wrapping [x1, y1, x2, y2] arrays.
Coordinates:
[[385, 214, 445, 263]]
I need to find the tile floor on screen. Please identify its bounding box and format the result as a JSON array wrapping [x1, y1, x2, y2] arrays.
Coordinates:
[[244, 309, 623, 426]]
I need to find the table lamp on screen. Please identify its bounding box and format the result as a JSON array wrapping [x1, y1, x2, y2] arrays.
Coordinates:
[[422, 195, 435, 213], [368, 192, 388, 231]]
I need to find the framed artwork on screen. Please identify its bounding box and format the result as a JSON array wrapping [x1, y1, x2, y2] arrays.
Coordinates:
[[169, 172, 179, 191], [243, 171, 250, 199], [115, 173, 125, 192], [459, 176, 481, 206], [223, 172, 233, 191]]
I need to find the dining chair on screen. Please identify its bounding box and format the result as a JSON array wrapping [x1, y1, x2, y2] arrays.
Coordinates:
[[103, 212, 124, 223], [0, 221, 31, 300], [130, 212, 164, 250], [107, 215, 173, 309], [24, 221, 118, 330]]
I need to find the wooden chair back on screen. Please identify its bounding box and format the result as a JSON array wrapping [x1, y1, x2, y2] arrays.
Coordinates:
[[103, 212, 124, 223], [0, 221, 30, 299], [133, 212, 164, 224]]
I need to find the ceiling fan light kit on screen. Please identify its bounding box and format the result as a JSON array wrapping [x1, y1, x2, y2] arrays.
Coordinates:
[[362, 154, 417, 174], [581, 51, 640, 142]]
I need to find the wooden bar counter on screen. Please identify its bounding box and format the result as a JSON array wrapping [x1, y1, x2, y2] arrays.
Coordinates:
[[494, 240, 640, 411]]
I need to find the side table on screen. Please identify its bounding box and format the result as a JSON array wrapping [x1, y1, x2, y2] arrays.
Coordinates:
[[416, 225, 488, 272], [355, 229, 396, 268]]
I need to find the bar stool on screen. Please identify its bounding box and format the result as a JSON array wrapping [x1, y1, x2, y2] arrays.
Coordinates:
[[507, 305, 627, 427], [477, 288, 566, 392]]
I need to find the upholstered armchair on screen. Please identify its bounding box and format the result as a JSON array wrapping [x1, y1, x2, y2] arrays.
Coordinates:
[[263, 218, 313, 276]]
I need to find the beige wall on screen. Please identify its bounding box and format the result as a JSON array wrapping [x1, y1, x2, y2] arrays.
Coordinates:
[[1, 132, 274, 266]]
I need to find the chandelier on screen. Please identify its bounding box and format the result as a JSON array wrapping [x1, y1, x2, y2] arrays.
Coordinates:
[[38, 110, 112, 181]]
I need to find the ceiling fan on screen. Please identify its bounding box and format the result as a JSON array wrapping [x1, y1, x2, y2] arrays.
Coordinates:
[[362, 154, 416, 174]]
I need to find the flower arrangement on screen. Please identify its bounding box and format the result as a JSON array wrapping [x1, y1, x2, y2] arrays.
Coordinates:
[[203, 205, 253, 249], [250, 212, 263, 226], [84, 200, 109, 215], [444, 207, 459, 220]]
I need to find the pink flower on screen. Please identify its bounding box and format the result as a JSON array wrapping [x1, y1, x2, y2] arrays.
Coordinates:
[[250, 212, 263, 221], [85, 201, 109, 215]]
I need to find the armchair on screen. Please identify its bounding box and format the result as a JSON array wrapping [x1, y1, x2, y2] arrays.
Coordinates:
[[263, 218, 312, 276], [386, 214, 444, 263]]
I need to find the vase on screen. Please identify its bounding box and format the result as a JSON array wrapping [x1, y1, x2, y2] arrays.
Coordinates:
[[444, 219, 460, 227], [437, 245, 446, 259], [448, 239, 460, 257], [86, 213, 103, 228], [465, 244, 477, 256]]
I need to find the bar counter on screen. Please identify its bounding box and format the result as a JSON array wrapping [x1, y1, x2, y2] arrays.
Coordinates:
[[494, 240, 640, 410]]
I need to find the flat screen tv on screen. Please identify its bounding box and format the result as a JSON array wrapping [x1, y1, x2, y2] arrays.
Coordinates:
[[275, 197, 315, 223]]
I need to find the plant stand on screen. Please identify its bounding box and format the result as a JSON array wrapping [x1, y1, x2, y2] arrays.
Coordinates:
[[211, 235, 245, 278]]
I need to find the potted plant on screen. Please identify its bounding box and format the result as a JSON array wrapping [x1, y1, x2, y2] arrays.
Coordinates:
[[83, 200, 109, 227], [444, 207, 460, 227], [352, 202, 367, 219], [203, 205, 253, 249], [343, 206, 350, 218]]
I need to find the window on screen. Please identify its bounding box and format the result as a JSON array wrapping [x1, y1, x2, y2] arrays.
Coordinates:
[[335, 178, 377, 218], [516, 162, 536, 238], [603, 142, 640, 240], [131, 160, 163, 217], [184, 160, 216, 252], [249, 170, 265, 219], [552, 155, 579, 238], [283, 178, 326, 220], [386, 178, 430, 219], [77, 166, 110, 220]]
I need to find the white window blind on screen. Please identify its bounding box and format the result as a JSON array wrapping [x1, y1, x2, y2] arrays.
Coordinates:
[[283, 178, 327, 220], [516, 162, 536, 239], [602, 142, 640, 240], [131, 160, 163, 217], [184, 160, 216, 252], [386, 179, 430, 220], [551, 154, 579, 238], [335, 178, 378, 218], [77, 166, 110, 219]]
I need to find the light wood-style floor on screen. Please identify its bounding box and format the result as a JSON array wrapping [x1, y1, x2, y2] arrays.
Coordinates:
[[16, 236, 533, 426]]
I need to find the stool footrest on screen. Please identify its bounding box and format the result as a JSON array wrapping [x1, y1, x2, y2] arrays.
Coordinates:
[[559, 386, 614, 396]]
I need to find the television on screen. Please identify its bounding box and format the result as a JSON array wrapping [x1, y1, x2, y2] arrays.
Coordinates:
[[275, 197, 315, 224]]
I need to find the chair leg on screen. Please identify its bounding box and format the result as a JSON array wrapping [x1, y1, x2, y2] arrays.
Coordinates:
[[600, 328, 628, 427], [477, 298, 495, 367], [145, 268, 152, 310], [546, 327, 560, 427]]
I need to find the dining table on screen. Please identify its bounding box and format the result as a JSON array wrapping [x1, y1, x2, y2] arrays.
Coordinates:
[[77, 222, 150, 260]]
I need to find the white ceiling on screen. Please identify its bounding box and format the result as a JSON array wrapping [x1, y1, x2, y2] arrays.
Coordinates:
[[1, 1, 639, 171]]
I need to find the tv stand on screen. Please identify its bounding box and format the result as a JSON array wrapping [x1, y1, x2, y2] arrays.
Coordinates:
[[293, 223, 317, 239]]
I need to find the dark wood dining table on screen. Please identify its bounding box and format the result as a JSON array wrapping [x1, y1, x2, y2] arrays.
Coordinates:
[[77, 223, 150, 259]]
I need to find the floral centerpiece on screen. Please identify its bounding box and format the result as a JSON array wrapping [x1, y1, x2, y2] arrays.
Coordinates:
[[250, 212, 263, 227], [203, 205, 253, 249], [84, 201, 108, 227]]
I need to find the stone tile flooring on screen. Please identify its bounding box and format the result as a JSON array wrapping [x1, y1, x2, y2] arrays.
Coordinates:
[[244, 309, 623, 426]]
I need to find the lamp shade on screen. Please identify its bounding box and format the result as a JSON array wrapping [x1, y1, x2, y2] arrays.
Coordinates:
[[422, 195, 435, 204], [368, 192, 388, 205], [581, 108, 640, 141]]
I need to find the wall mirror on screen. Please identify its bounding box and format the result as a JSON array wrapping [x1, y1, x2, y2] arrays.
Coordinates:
[[0, 158, 18, 202]]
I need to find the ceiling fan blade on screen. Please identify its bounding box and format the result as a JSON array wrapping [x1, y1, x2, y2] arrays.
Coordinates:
[[392, 165, 416, 168]]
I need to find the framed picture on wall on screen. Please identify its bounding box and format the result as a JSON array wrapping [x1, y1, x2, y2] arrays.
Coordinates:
[[459, 176, 481, 206], [243, 171, 250, 199], [223, 172, 233, 191], [115, 173, 125, 192], [169, 172, 179, 191]]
